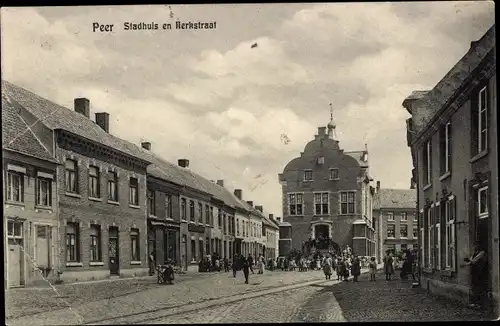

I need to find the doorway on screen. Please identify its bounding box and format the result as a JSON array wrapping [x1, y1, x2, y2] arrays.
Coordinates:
[[108, 227, 119, 275], [7, 220, 24, 288]]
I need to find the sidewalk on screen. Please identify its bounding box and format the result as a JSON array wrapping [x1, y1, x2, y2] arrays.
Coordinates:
[[6, 269, 329, 325], [328, 271, 492, 322]]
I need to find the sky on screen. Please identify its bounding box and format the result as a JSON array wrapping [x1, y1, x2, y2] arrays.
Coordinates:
[[1, 2, 495, 218]]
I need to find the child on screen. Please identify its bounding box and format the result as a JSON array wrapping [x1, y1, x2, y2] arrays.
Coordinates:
[[369, 256, 377, 281]]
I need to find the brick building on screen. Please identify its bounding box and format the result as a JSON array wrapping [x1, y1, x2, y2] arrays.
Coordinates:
[[3, 81, 151, 282], [373, 184, 417, 261], [3, 92, 60, 288], [404, 25, 498, 315], [278, 116, 376, 257]]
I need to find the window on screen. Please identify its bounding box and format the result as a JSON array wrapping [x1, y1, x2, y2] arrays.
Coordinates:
[[340, 191, 355, 214], [400, 225, 408, 238], [189, 201, 195, 221], [303, 170, 313, 181], [181, 198, 187, 220], [198, 203, 203, 224], [191, 239, 196, 262], [386, 244, 395, 254], [204, 205, 209, 224], [478, 86, 488, 153], [165, 195, 172, 219], [288, 193, 303, 215], [445, 197, 456, 270], [236, 219, 240, 235], [387, 212, 394, 221], [387, 224, 395, 238], [147, 190, 156, 216], [129, 177, 139, 205], [427, 207, 433, 268], [66, 222, 80, 262], [435, 205, 441, 269], [423, 140, 432, 185], [413, 212, 417, 223], [401, 212, 407, 221], [36, 177, 52, 206], [478, 186, 488, 218], [108, 171, 118, 202], [206, 237, 210, 255], [89, 225, 101, 262], [65, 159, 78, 193], [130, 229, 140, 261], [413, 228, 418, 239], [318, 156, 325, 164], [440, 121, 452, 175], [314, 192, 329, 215], [89, 166, 100, 198], [329, 168, 339, 180], [420, 211, 425, 267], [401, 244, 408, 251], [7, 220, 23, 238], [210, 207, 214, 226], [223, 214, 227, 235], [218, 210, 222, 229], [7, 171, 24, 203]]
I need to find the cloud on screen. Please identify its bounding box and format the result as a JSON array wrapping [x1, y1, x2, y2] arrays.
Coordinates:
[[1, 3, 495, 216]]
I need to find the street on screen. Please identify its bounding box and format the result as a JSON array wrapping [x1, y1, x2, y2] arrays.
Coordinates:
[[6, 268, 492, 325]]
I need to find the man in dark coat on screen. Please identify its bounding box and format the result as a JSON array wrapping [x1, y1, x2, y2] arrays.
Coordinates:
[[247, 254, 255, 274], [232, 254, 239, 277], [223, 257, 230, 272], [242, 255, 250, 284]]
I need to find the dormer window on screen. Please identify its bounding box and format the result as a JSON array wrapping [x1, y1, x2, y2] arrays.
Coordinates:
[[304, 170, 313, 181], [317, 157, 325, 165]]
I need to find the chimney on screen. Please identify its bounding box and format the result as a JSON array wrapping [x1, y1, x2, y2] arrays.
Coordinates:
[[95, 112, 110, 133], [141, 142, 151, 151], [74, 98, 90, 118], [216, 180, 224, 187], [276, 217, 281, 223], [318, 127, 326, 135], [269, 214, 274, 220], [234, 189, 242, 200], [178, 159, 189, 168], [255, 205, 263, 212], [247, 201, 253, 207], [376, 181, 380, 192]]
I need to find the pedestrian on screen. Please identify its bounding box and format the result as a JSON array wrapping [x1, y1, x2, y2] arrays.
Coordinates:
[[149, 250, 156, 276], [322, 254, 333, 280], [464, 241, 488, 309], [242, 255, 250, 284], [232, 254, 239, 277], [369, 256, 377, 281], [351, 254, 361, 282], [383, 251, 394, 281], [400, 250, 413, 281], [343, 258, 350, 281], [336, 257, 342, 280], [215, 258, 220, 272], [247, 254, 255, 274], [223, 257, 230, 272]]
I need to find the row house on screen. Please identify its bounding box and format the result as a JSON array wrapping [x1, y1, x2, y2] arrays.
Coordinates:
[[403, 25, 498, 315], [373, 184, 417, 262], [262, 213, 279, 259], [278, 118, 376, 257], [244, 201, 264, 258], [3, 92, 60, 288], [3, 81, 152, 283]]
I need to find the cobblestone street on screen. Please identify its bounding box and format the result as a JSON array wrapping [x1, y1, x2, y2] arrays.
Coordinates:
[[5, 269, 330, 325], [147, 271, 493, 324]]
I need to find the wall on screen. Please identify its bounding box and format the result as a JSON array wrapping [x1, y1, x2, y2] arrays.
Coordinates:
[[3, 152, 59, 287], [56, 148, 148, 282]]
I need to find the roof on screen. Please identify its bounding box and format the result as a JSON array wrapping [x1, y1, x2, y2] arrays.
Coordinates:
[[416, 25, 495, 134], [344, 151, 368, 168], [377, 188, 417, 209], [2, 80, 149, 163], [2, 92, 58, 163]]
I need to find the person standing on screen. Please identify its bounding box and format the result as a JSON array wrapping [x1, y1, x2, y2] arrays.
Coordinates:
[[247, 254, 255, 274], [351, 254, 361, 282], [464, 241, 488, 309], [149, 250, 156, 276], [223, 257, 230, 272], [383, 252, 394, 281], [368, 257, 377, 281], [232, 254, 239, 277], [258, 255, 265, 274], [323, 254, 333, 280], [242, 255, 250, 284]]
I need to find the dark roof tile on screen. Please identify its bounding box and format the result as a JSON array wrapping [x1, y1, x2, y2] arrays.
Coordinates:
[[377, 188, 417, 209]]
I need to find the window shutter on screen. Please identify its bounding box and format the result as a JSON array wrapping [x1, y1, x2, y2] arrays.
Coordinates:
[[452, 197, 458, 272], [338, 193, 341, 215]]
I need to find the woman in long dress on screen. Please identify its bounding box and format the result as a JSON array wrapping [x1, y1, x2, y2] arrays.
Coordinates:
[[383, 252, 395, 281], [258, 255, 265, 274]]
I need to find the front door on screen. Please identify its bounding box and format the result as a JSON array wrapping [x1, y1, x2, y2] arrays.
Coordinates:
[[108, 227, 119, 275], [181, 235, 187, 271], [8, 238, 23, 288]]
